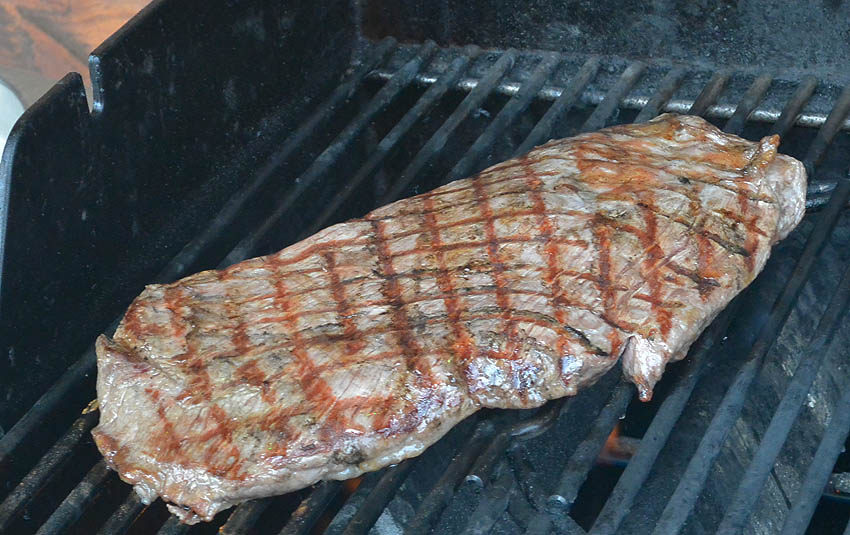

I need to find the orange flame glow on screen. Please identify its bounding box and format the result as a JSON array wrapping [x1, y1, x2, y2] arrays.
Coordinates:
[[598, 422, 634, 465], [344, 477, 362, 494]]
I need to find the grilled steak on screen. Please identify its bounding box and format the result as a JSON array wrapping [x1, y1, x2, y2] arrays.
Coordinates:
[[92, 114, 806, 523]]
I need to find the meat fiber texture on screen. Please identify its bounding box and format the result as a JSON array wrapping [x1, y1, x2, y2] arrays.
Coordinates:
[[92, 114, 806, 523]]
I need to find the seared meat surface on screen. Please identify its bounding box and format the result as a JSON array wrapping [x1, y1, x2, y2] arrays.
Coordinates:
[[92, 114, 806, 523]]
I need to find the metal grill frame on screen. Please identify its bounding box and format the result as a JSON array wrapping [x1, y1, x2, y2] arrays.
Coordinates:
[[3, 29, 850, 535]]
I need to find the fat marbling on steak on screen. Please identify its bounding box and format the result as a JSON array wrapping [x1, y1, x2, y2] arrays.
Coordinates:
[[92, 114, 806, 523]]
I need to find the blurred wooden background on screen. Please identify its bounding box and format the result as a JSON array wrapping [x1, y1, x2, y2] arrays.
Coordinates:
[[0, 0, 150, 106]]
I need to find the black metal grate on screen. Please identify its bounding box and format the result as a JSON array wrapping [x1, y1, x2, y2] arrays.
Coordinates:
[[3, 40, 850, 534]]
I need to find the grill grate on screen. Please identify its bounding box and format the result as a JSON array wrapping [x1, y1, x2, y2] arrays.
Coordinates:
[[651, 182, 850, 535], [3, 39, 850, 534]]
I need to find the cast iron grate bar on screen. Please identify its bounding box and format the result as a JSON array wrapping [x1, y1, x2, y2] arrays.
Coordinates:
[[390, 403, 570, 535], [462, 419, 514, 489], [0, 41, 425, 534], [803, 84, 850, 211], [396, 60, 636, 527], [460, 401, 593, 535], [589, 304, 739, 535], [529, 70, 740, 535], [446, 52, 560, 182], [508, 447, 586, 535], [156, 36, 398, 284], [0, 410, 98, 530], [370, 53, 850, 131], [338, 461, 417, 535], [0, 334, 106, 468], [513, 57, 600, 157], [96, 492, 145, 535], [687, 71, 730, 116], [769, 76, 818, 138], [584, 75, 764, 534], [379, 49, 518, 204], [151, 47, 523, 533], [0, 37, 399, 470], [277, 481, 342, 535], [299, 48, 480, 240], [1, 40, 432, 534], [652, 174, 850, 535], [580, 61, 646, 133], [339, 404, 567, 535], [635, 70, 689, 125], [641, 74, 850, 534], [405, 420, 497, 535], [549, 384, 634, 509], [722, 74, 773, 134], [461, 460, 517, 535], [715, 240, 850, 534], [335, 56, 788, 535], [466, 399, 570, 489], [324, 471, 386, 535], [779, 380, 850, 535], [219, 497, 273, 535], [633, 67, 686, 124], [33, 460, 111, 535], [154, 44, 441, 534], [232, 47, 516, 274], [223, 40, 438, 266], [8, 42, 850, 535], [802, 84, 850, 176], [156, 515, 190, 535], [524, 384, 633, 535]]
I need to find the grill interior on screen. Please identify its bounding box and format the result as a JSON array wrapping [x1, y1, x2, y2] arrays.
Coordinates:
[[4, 2, 850, 534]]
